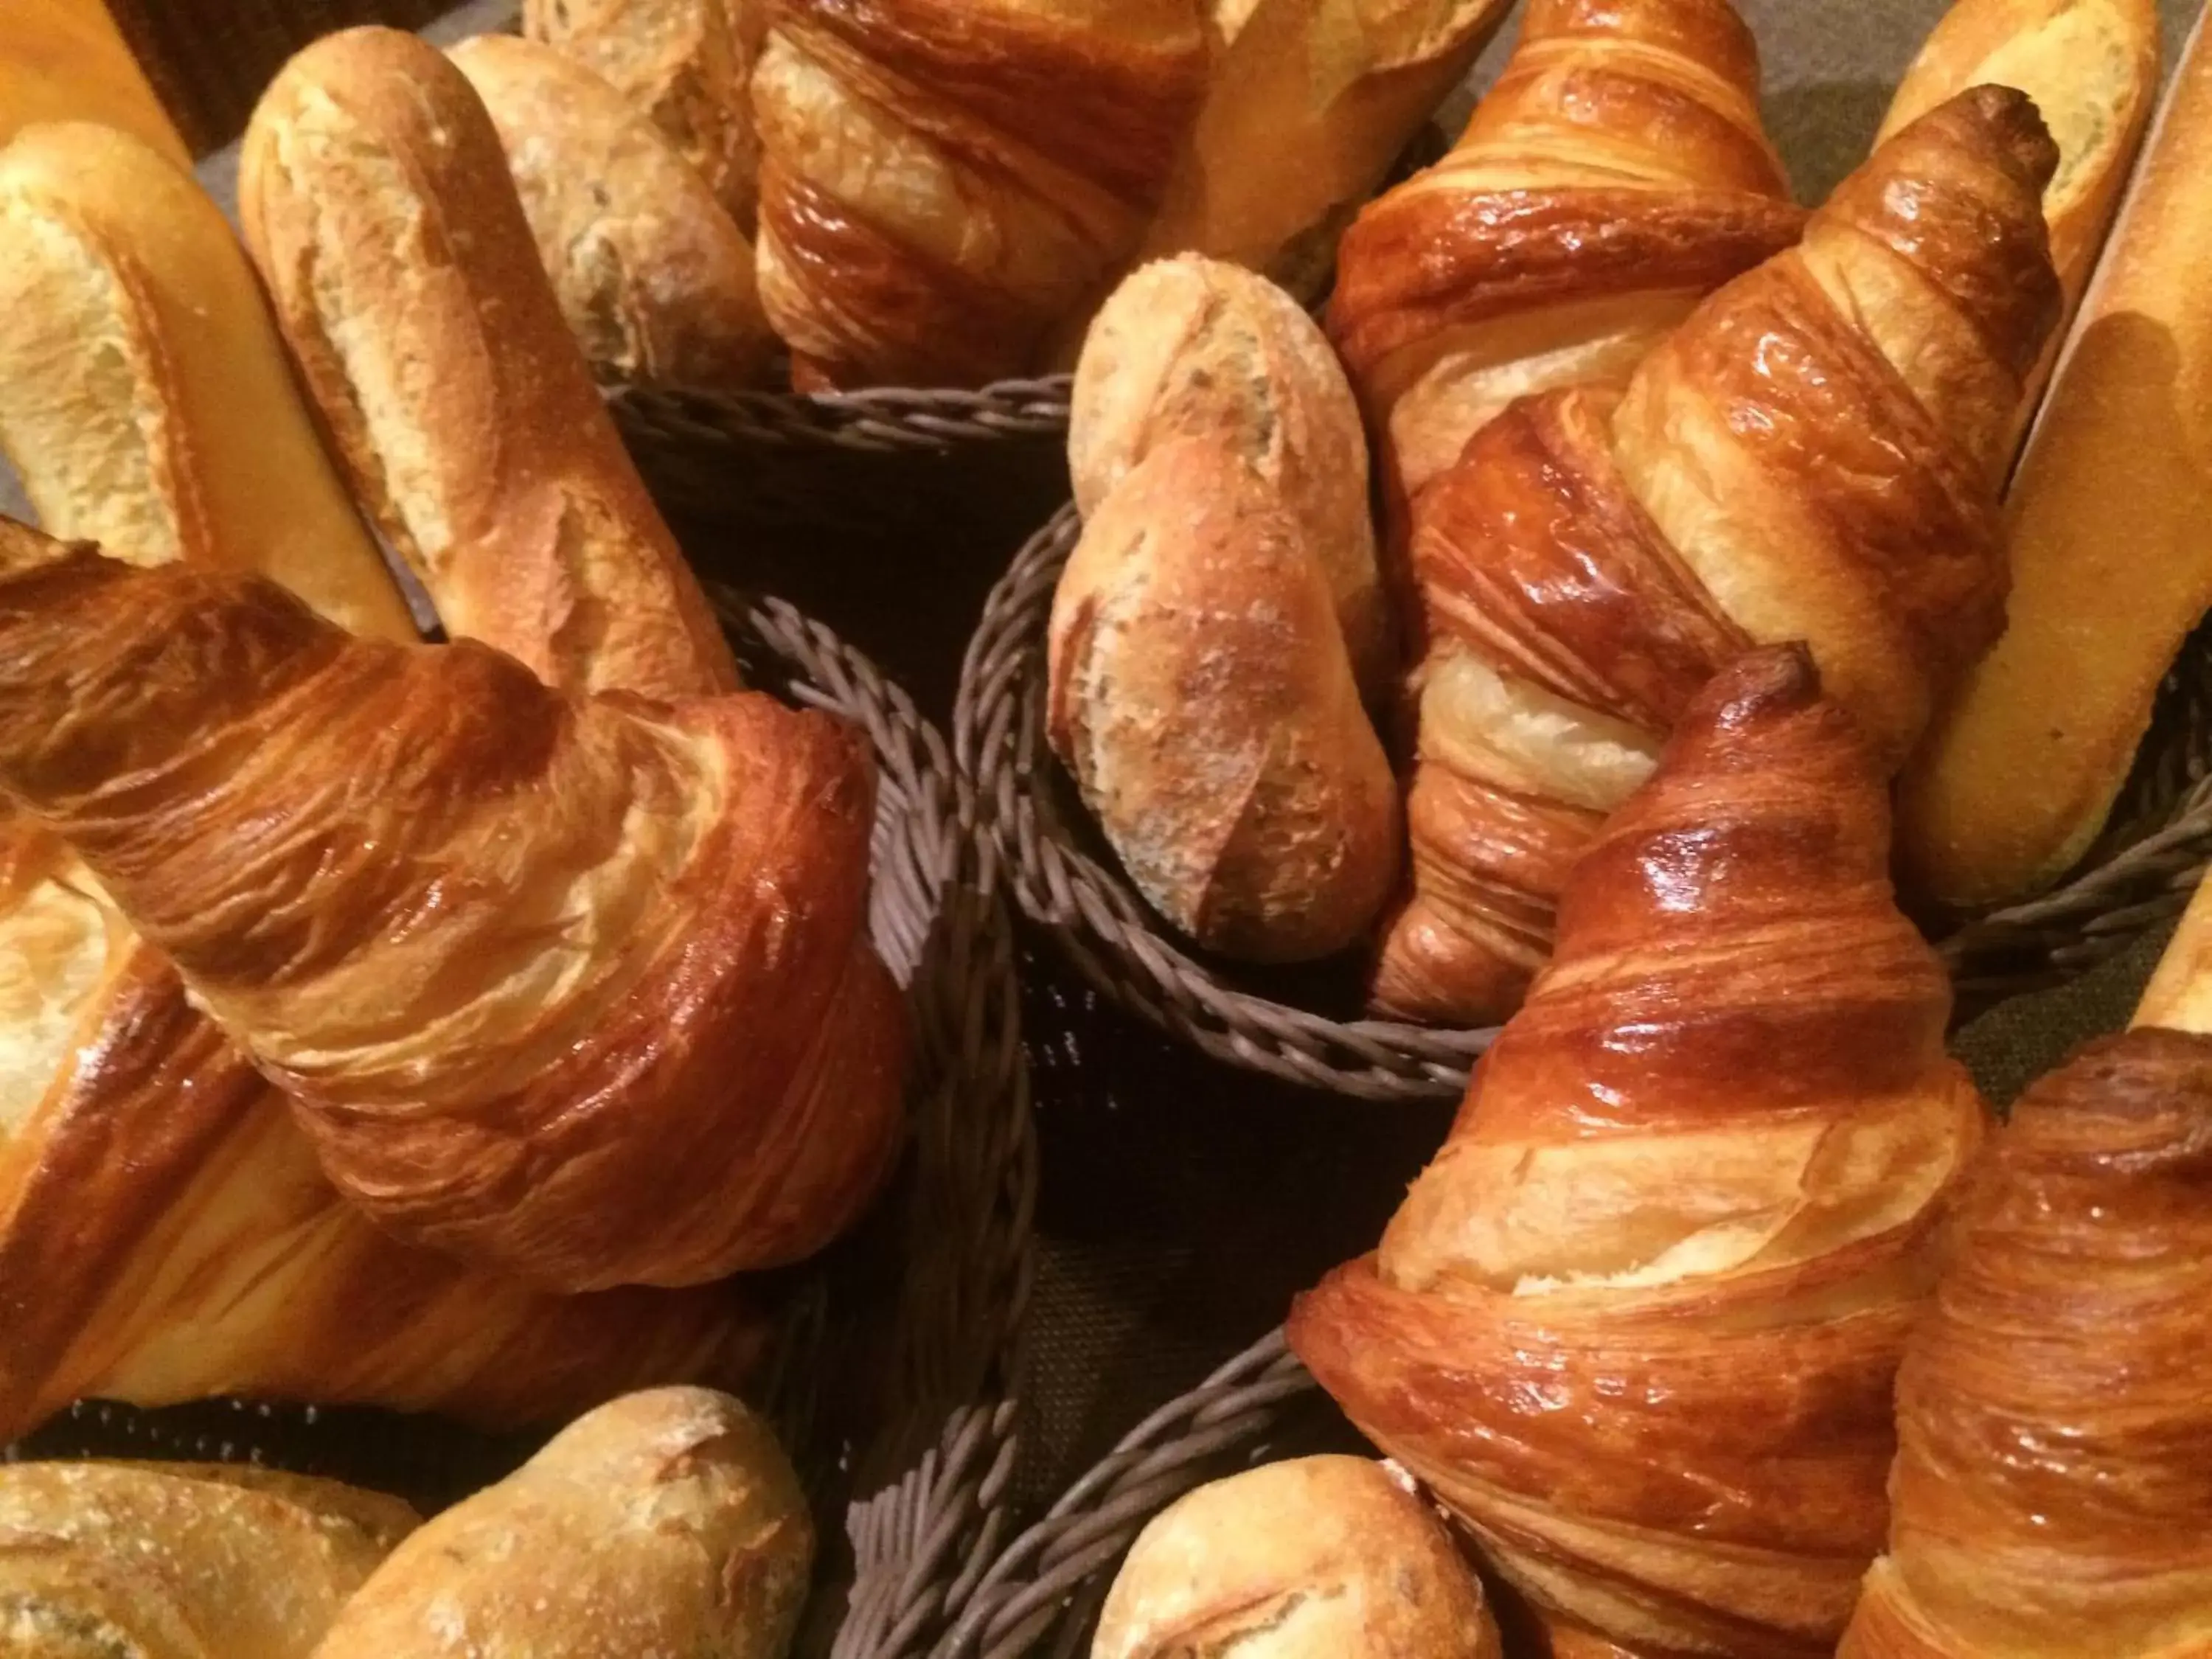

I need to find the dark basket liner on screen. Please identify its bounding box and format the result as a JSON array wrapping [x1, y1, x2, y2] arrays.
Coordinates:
[[6, 588, 1039, 1659], [957, 503, 2212, 1102]]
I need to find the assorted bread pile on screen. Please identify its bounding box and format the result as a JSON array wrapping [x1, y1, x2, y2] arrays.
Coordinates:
[[1047, 0, 2191, 1034], [1, 1387, 815, 1658], [1096, 641, 2212, 1658], [376, 0, 1526, 392], [0, 8, 905, 1467]]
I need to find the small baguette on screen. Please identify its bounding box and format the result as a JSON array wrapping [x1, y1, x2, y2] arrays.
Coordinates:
[[313, 1388, 810, 1659], [0, 121, 414, 641], [449, 34, 774, 389], [522, 0, 760, 232], [1898, 4, 2212, 905], [240, 27, 738, 703], [1881, 0, 2160, 453], [0, 0, 189, 164]]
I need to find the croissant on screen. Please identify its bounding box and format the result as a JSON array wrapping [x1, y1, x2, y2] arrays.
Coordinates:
[[0, 123, 764, 1441], [0, 521, 905, 1294], [1837, 1023, 2212, 1657], [1327, 0, 1802, 519], [316, 1388, 812, 1659], [1290, 647, 1989, 1659], [0, 1460, 417, 1658], [1373, 87, 2061, 1023], [751, 0, 1209, 389]]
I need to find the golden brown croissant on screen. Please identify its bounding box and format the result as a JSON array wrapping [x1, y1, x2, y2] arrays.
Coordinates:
[[1373, 87, 2061, 1024], [314, 1388, 812, 1659], [1327, 0, 1802, 520], [0, 1460, 417, 1658], [1837, 1022, 2212, 1657], [0, 522, 905, 1294], [751, 0, 1210, 389], [1290, 647, 1989, 1659]]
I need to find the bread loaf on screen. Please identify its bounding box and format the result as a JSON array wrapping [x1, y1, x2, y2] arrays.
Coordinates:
[[450, 33, 775, 389], [240, 27, 738, 703], [0, 121, 413, 640], [1093, 1457, 1503, 1659], [1880, 0, 2160, 451], [523, 0, 762, 232], [0, 1460, 417, 1658], [1052, 258, 1399, 963], [1133, 0, 1514, 295], [1898, 4, 2212, 906], [314, 1388, 812, 1659], [0, 0, 189, 164]]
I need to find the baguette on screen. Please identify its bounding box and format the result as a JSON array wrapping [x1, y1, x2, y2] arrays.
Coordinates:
[[1897, 4, 2212, 905], [1133, 0, 1515, 295], [1880, 0, 2160, 453], [240, 27, 738, 703], [0, 121, 414, 641], [0, 0, 189, 164], [522, 0, 762, 233], [449, 34, 775, 389], [313, 1388, 810, 1659]]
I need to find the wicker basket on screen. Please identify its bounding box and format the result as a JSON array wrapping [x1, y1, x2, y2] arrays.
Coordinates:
[[936, 1329, 1325, 1659], [5, 591, 1038, 1659], [959, 502, 2212, 1102]]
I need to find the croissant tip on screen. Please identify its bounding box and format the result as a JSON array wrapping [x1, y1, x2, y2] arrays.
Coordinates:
[[1913, 84, 2062, 194], [1697, 641, 1823, 727]]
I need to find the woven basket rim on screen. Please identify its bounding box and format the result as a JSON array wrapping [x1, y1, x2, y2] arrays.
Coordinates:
[[935, 1327, 1316, 1659], [5, 592, 1038, 1659], [956, 501, 2212, 1103], [610, 375, 1073, 460]]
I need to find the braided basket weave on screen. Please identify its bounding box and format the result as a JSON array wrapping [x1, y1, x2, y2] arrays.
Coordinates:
[[5, 591, 1038, 1659], [959, 502, 2212, 1102]]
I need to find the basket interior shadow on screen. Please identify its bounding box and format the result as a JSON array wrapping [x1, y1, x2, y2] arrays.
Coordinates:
[[4, 589, 1037, 1659]]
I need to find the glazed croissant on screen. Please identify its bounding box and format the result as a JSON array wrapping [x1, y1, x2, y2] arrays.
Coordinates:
[[751, 0, 1209, 389], [0, 1460, 417, 1658], [1290, 647, 1989, 1658], [1327, 0, 1802, 519], [0, 521, 905, 1295], [1838, 882, 2212, 1657], [1374, 87, 2061, 1023]]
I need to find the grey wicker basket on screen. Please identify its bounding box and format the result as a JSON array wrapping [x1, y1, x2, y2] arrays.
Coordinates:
[[6, 590, 1039, 1659], [958, 502, 2212, 1102]]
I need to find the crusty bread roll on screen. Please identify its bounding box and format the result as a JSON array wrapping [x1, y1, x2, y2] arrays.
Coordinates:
[[523, 0, 762, 232], [1134, 0, 1515, 295], [314, 1388, 811, 1659], [0, 1460, 417, 1658], [240, 26, 738, 703], [0, 121, 414, 641], [1898, 5, 2212, 906], [1052, 257, 1399, 963], [1070, 254, 1388, 692], [0, 0, 189, 164], [449, 34, 775, 391], [1093, 1456, 1503, 1658], [1880, 0, 2160, 448]]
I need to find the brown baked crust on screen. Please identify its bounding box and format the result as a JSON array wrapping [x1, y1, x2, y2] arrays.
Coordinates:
[[0, 533, 905, 1293], [1838, 1026, 2212, 1657], [1295, 647, 1987, 1658], [753, 0, 1207, 387], [240, 26, 737, 703], [1371, 88, 2059, 1026]]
